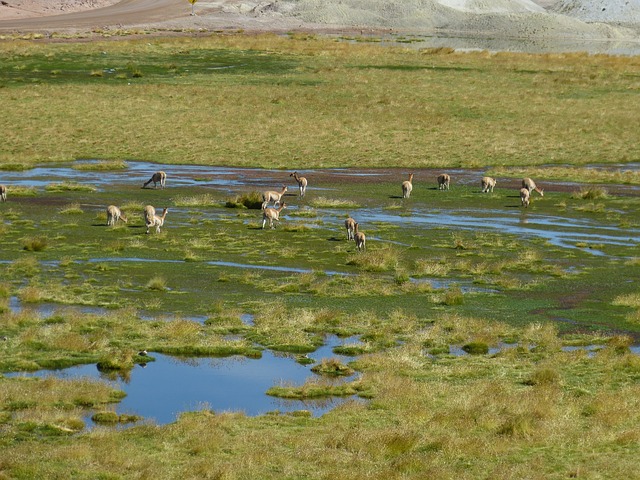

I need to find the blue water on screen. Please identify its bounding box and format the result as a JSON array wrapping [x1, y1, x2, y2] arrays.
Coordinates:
[[8, 335, 362, 426]]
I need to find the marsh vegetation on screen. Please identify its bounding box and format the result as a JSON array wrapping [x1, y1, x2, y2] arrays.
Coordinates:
[[0, 35, 639, 478]]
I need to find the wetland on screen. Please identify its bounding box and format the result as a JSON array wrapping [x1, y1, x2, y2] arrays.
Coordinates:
[[1, 160, 639, 424], [1, 35, 639, 479]]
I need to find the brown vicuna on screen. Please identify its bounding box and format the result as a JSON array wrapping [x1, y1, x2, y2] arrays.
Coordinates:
[[345, 217, 357, 240], [262, 202, 287, 229], [106, 205, 128, 226], [520, 188, 530, 208], [262, 185, 287, 209], [143, 171, 166, 189], [354, 223, 366, 251], [145, 206, 168, 234], [481, 176, 496, 193], [0, 185, 6, 202], [290, 172, 308, 197], [438, 173, 450, 190], [402, 173, 414, 199], [522, 177, 543, 197]]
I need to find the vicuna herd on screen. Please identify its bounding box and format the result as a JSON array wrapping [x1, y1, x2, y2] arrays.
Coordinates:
[[399, 173, 543, 208], [1, 169, 544, 252]]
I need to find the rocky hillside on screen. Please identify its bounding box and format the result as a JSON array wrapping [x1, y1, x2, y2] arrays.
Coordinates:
[[274, 0, 640, 39], [552, 0, 640, 23], [437, 0, 544, 14]]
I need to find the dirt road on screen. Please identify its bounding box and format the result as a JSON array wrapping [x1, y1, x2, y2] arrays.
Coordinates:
[[0, 0, 185, 31]]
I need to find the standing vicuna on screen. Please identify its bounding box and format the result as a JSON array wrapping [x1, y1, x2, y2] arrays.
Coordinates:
[[143, 171, 166, 189], [520, 188, 530, 208], [262, 202, 287, 229], [106, 205, 128, 226], [438, 173, 451, 190], [354, 223, 366, 251], [481, 176, 496, 193], [144, 205, 168, 234], [144, 205, 155, 225], [0, 185, 6, 202], [522, 177, 544, 197], [262, 185, 287, 209], [290, 172, 308, 198], [345, 216, 357, 240], [402, 173, 414, 199]]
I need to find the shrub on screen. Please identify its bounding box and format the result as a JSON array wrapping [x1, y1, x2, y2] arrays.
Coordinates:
[[174, 194, 219, 207], [572, 186, 608, 200], [607, 335, 632, 354], [442, 286, 464, 306], [346, 245, 400, 272], [22, 236, 47, 251], [45, 182, 96, 192], [59, 203, 84, 215], [91, 411, 119, 424], [6, 186, 37, 197], [146, 276, 167, 291], [462, 341, 489, 355], [310, 358, 354, 376], [523, 366, 561, 386], [0, 163, 30, 171], [332, 344, 370, 356], [73, 160, 128, 171], [497, 413, 536, 438], [225, 191, 263, 209], [309, 197, 360, 209]]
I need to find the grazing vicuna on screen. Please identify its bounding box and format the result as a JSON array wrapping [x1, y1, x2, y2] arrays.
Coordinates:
[[290, 172, 308, 197], [0, 185, 6, 202], [262, 185, 287, 209], [481, 176, 496, 193], [402, 173, 414, 199], [520, 188, 530, 208], [145, 206, 168, 234], [106, 205, 128, 226], [262, 202, 287, 229], [143, 171, 166, 189], [345, 217, 357, 240], [522, 177, 543, 197], [438, 173, 450, 190], [354, 223, 366, 251]]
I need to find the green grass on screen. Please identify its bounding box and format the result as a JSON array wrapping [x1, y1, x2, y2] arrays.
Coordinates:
[[1, 36, 638, 172], [45, 182, 96, 192], [73, 160, 128, 171], [0, 34, 638, 479]]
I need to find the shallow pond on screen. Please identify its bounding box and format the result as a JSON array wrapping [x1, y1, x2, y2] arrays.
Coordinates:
[[9, 335, 361, 426]]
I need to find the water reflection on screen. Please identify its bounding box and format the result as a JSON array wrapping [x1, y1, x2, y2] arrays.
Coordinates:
[[9, 335, 360, 426]]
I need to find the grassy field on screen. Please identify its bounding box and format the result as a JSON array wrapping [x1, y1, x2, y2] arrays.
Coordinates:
[[0, 34, 639, 173], [0, 34, 639, 479]]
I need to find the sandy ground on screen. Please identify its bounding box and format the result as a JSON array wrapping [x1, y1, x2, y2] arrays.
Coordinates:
[[0, 0, 638, 48], [0, 0, 120, 20]]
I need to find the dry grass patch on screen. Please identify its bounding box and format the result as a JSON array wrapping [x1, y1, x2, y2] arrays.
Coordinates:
[[59, 203, 84, 215], [309, 197, 360, 209], [346, 244, 401, 272], [174, 194, 220, 207]]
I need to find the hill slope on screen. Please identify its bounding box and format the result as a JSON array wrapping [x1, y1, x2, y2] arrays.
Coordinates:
[[552, 0, 640, 23]]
